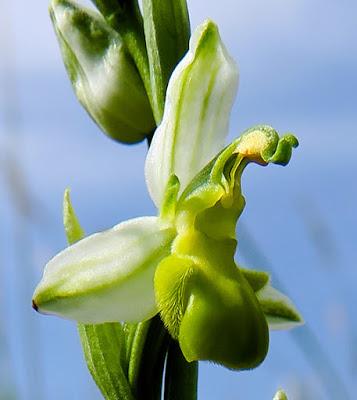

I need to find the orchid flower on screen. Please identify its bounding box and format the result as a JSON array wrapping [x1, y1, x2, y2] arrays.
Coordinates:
[[33, 19, 302, 370]]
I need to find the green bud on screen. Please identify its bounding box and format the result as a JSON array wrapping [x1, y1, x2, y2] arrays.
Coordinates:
[[50, 0, 155, 143]]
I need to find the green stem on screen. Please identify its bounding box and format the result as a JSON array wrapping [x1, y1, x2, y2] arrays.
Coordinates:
[[128, 316, 169, 400], [142, 0, 190, 123], [164, 340, 198, 400]]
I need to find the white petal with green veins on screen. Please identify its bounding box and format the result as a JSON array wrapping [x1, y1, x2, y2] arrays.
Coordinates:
[[145, 19, 238, 208], [33, 217, 175, 323]]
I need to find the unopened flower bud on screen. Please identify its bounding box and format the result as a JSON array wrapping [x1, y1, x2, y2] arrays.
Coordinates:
[[50, 0, 155, 143]]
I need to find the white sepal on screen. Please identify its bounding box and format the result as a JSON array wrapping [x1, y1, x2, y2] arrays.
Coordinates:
[[145, 19, 238, 208], [33, 217, 175, 323]]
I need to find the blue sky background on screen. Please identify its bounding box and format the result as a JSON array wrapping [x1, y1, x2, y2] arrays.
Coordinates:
[[0, 0, 356, 399]]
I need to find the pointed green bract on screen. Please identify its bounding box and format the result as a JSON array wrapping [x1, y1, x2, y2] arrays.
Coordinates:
[[142, 0, 190, 122], [63, 188, 85, 244], [257, 285, 303, 330], [33, 217, 175, 323], [50, 0, 155, 143], [145, 19, 239, 208]]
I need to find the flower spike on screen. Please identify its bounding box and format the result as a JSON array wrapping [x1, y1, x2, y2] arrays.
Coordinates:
[[33, 12, 302, 375]]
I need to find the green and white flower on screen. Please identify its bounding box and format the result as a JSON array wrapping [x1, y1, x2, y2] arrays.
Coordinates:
[[33, 19, 302, 370]]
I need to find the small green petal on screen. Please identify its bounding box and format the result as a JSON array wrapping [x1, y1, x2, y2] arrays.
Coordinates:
[[145, 19, 238, 208], [257, 285, 304, 330], [159, 174, 180, 222], [240, 267, 270, 292], [33, 217, 175, 323], [50, 0, 155, 143]]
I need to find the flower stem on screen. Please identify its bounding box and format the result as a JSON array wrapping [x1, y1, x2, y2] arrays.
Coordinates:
[[130, 316, 169, 400], [164, 340, 198, 400]]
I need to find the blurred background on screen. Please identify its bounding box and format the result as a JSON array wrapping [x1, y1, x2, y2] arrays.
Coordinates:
[[0, 0, 356, 398]]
